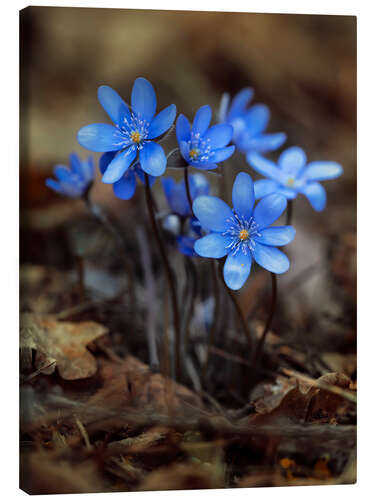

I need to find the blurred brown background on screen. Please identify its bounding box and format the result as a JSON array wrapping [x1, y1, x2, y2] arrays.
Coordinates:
[[20, 7, 356, 354]]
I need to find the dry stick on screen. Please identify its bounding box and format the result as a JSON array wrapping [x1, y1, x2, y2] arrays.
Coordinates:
[[136, 227, 159, 372], [218, 260, 253, 353], [144, 174, 181, 380], [83, 191, 136, 313]]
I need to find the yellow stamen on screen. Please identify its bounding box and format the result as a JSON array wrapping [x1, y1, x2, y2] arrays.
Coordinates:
[[286, 177, 295, 187], [239, 229, 249, 241], [131, 131, 141, 143], [189, 148, 199, 159]]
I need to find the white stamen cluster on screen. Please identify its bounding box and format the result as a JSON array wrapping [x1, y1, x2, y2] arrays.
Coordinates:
[[188, 132, 214, 163], [222, 213, 261, 256], [119, 112, 150, 149]]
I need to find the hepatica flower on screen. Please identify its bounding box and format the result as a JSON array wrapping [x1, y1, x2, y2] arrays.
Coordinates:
[[176, 105, 235, 170], [248, 146, 343, 212], [45, 153, 94, 198], [219, 88, 286, 154], [193, 172, 295, 290], [99, 151, 156, 200], [77, 78, 176, 183]]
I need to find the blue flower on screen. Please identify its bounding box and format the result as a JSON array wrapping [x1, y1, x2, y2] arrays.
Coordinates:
[[193, 172, 295, 290], [248, 146, 343, 212], [77, 78, 176, 183], [99, 151, 156, 200], [161, 173, 210, 217], [176, 105, 235, 170], [219, 88, 286, 154], [45, 153, 94, 198]]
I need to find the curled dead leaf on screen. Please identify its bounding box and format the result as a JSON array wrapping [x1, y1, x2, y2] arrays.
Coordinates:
[[20, 312, 108, 380]]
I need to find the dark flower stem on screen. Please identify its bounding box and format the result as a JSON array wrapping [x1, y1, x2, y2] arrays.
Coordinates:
[[144, 174, 181, 380], [184, 166, 194, 213], [218, 260, 253, 353], [286, 200, 293, 225], [252, 272, 278, 368], [83, 191, 136, 312], [203, 259, 221, 382]]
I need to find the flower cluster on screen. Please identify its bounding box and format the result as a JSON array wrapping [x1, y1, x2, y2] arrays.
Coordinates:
[[46, 77, 343, 291]]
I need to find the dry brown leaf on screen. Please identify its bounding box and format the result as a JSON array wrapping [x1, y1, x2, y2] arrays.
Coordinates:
[[20, 312, 108, 380], [88, 355, 202, 414]]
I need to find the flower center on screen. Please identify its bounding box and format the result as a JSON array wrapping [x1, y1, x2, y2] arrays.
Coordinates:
[[239, 229, 249, 241], [286, 177, 295, 187], [223, 213, 261, 256], [189, 148, 199, 159], [131, 131, 141, 143], [187, 132, 213, 164]]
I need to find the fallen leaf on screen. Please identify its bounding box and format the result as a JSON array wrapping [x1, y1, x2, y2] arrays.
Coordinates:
[[20, 313, 108, 380]]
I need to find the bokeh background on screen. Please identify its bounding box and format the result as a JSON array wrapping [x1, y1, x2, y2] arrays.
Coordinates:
[[20, 6, 356, 382]]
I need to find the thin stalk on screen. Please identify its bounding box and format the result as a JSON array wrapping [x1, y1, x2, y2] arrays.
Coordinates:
[[286, 200, 293, 225], [83, 191, 136, 312], [203, 260, 220, 382], [218, 260, 253, 353], [144, 174, 181, 380], [184, 166, 194, 213], [136, 227, 159, 372], [252, 272, 278, 368]]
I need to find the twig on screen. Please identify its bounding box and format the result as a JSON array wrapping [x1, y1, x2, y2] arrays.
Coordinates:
[[74, 415, 92, 451]]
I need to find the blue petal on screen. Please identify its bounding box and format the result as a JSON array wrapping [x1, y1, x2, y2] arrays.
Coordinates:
[[176, 114, 191, 143], [223, 250, 252, 290], [102, 146, 137, 184], [78, 123, 127, 152], [247, 152, 282, 182], [179, 141, 191, 163], [243, 133, 287, 154], [139, 141, 166, 176], [53, 165, 72, 182], [253, 193, 287, 229], [244, 104, 270, 136], [83, 156, 95, 182], [193, 196, 233, 232], [218, 92, 230, 122], [253, 243, 289, 274], [194, 233, 231, 258], [161, 178, 189, 216], [278, 146, 307, 176], [227, 88, 254, 121], [69, 153, 82, 175], [232, 172, 254, 220], [131, 77, 156, 123], [148, 104, 176, 139], [254, 179, 278, 199], [177, 236, 196, 257], [301, 182, 327, 211], [191, 105, 212, 136], [190, 173, 210, 198], [113, 170, 137, 200], [304, 161, 343, 181], [45, 178, 81, 198], [97, 85, 131, 126], [275, 187, 297, 199], [254, 226, 295, 246], [202, 124, 233, 149], [211, 145, 235, 163], [99, 151, 117, 175]]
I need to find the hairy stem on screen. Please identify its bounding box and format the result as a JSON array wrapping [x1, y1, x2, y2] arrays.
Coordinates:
[[144, 174, 181, 380], [203, 260, 221, 382], [184, 166, 194, 214], [218, 260, 253, 353]]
